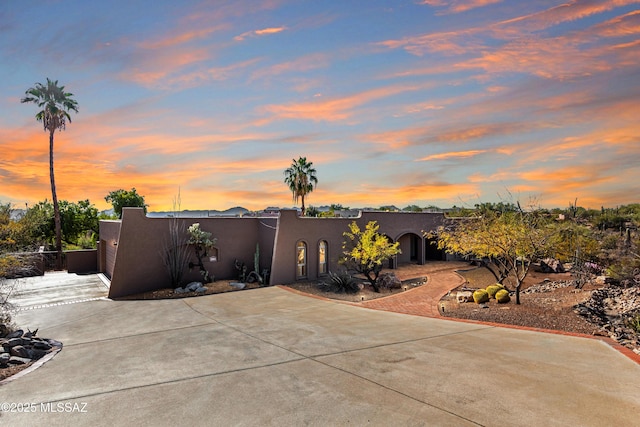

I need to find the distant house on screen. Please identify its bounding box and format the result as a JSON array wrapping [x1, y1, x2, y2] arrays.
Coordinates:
[[98, 208, 448, 298]]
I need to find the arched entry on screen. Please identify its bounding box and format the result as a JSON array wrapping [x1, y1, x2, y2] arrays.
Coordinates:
[[396, 232, 424, 265]]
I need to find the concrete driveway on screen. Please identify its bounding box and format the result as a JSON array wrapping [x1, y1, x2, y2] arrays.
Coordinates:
[[1, 285, 639, 426]]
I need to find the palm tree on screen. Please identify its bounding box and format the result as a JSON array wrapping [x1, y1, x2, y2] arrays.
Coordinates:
[[283, 156, 318, 216], [22, 79, 79, 268]]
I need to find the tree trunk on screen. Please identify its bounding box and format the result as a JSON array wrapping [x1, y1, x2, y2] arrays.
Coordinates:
[[301, 195, 306, 216], [50, 129, 63, 269]]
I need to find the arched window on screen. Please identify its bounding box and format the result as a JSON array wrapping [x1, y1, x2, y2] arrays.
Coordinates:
[[296, 241, 307, 278], [318, 240, 328, 275]]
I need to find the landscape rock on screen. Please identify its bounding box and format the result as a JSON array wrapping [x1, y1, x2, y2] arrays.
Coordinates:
[[0, 329, 62, 375], [377, 272, 402, 290], [186, 282, 203, 292], [6, 329, 23, 339], [540, 258, 565, 273], [9, 356, 32, 365], [10, 345, 30, 358], [456, 291, 473, 303], [6, 337, 23, 347], [574, 285, 640, 353], [174, 287, 186, 294]]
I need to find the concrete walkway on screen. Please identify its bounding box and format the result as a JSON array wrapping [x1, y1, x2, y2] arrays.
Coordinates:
[[1, 276, 639, 426], [6, 271, 109, 310]]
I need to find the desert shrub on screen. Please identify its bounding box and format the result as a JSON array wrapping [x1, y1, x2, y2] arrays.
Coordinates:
[[625, 312, 640, 333], [486, 284, 504, 299], [473, 289, 489, 304], [318, 271, 360, 294], [0, 253, 40, 279], [495, 289, 511, 303]]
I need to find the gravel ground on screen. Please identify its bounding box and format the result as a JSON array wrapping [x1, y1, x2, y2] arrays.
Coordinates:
[[440, 267, 601, 335]]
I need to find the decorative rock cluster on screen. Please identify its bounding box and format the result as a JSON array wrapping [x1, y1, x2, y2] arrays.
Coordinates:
[[574, 286, 640, 354], [523, 279, 572, 294], [174, 281, 208, 294], [1, 328, 62, 368], [376, 272, 402, 290]]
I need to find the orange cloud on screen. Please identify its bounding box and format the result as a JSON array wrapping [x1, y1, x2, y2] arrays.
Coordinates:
[[419, 0, 503, 14], [259, 84, 424, 123], [500, 0, 639, 32], [234, 26, 287, 41], [417, 150, 487, 161]]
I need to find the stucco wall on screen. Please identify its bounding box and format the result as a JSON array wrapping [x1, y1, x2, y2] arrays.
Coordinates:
[[269, 210, 446, 285], [102, 208, 446, 298], [106, 208, 277, 298], [66, 249, 98, 273]]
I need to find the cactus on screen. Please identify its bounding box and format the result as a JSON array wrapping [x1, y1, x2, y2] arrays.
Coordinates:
[[486, 284, 504, 299], [473, 289, 489, 304], [495, 289, 510, 303]]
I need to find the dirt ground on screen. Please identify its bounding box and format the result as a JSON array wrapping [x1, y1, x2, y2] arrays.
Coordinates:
[[441, 266, 601, 335]]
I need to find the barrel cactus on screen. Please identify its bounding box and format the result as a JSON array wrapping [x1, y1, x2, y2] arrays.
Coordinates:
[[473, 289, 489, 304], [495, 289, 510, 303], [486, 284, 505, 299]]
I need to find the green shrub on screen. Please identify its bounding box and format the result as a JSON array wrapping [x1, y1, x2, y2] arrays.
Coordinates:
[[486, 284, 504, 299], [625, 313, 640, 333], [473, 289, 489, 304], [495, 289, 510, 303], [318, 271, 360, 294]]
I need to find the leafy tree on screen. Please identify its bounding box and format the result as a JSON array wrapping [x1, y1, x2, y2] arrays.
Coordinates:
[[0, 203, 17, 250], [21, 78, 79, 267], [435, 208, 552, 304], [20, 200, 99, 248], [341, 221, 401, 292], [283, 156, 317, 216], [402, 205, 423, 212], [306, 206, 320, 217], [105, 188, 148, 218]]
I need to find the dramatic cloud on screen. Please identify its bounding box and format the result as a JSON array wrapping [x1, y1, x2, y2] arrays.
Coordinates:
[[1, 1, 638, 211]]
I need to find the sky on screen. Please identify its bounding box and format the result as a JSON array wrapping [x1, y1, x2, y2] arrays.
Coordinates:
[[1, 0, 639, 212]]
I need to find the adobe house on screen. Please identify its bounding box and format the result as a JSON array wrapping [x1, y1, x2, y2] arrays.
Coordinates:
[[99, 207, 447, 298]]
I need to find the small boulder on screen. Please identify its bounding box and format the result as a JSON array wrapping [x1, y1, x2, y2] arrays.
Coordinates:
[[540, 258, 564, 273], [10, 345, 30, 358], [186, 282, 203, 292], [456, 291, 473, 303], [377, 272, 402, 290], [8, 356, 32, 365]]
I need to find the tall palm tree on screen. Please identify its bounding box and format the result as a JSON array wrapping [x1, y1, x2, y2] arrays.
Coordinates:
[[22, 78, 79, 268], [283, 156, 318, 216]]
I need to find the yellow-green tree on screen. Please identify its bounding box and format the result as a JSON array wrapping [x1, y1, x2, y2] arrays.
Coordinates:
[[435, 209, 551, 304], [341, 221, 401, 292]]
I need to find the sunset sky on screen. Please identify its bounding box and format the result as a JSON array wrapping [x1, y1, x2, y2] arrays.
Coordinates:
[[1, 0, 639, 212]]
